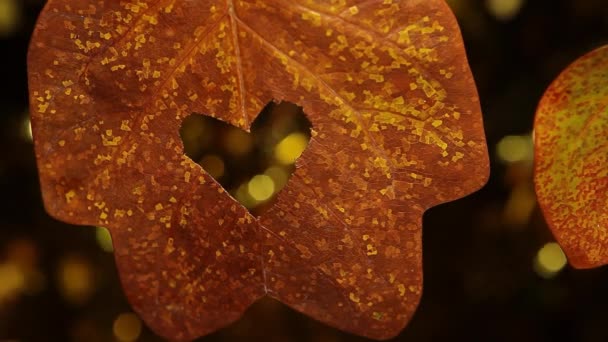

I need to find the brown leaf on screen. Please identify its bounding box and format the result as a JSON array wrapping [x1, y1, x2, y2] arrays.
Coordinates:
[[534, 45, 608, 269], [28, 0, 488, 340]]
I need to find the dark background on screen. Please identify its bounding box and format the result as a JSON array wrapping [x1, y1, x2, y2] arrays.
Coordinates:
[[1, 0, 608, 341]]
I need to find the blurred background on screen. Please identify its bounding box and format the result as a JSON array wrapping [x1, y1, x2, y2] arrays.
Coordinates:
[[1, 0, 608, 341]]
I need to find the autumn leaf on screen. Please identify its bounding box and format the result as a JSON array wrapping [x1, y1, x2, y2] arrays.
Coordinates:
[[534, 45, 608, 269], [28, 0, 488, 340]]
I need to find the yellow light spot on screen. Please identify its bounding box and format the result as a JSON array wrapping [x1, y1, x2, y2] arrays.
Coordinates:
[[485, 0, 524, 21], [349, 292, 360, 303], [57, 255, 95, 305], [503, 185, 536, 226], [274, 133, 309, 164], [223, 129, 253, 156], [200, 154, 225, 180], [234, 182, 257, 209], [247, 175, 276, 202], [21, 114, 32, 142], [113, 312, 142, 342], [95, 227, 113, 253], [0, 262, 25, 300], [496, 134, 533, 163], [264, 166, 289, 189], [0, 0, 21, 37], [534, 242, 567, 279]]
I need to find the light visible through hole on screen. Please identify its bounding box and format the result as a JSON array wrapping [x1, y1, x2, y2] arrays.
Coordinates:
[[179, 101, 312, 215]]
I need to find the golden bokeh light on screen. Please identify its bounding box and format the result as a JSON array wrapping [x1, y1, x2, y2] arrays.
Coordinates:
[[200, 154, 225, 180], [0, 262, 25, 303], [486, 0, 525, 21], [234, 182, 257, 209], [274, 133, 309, 164], [496, 134, 533, 164], [180, 114, 209, 158], [502, 185, 536, 227], [0, 0, 20, 37], [2, 239, 45, 297], [6, 238, 38, 270], [247, 174, 276, 202], [21, 115, 32, 143], [223, 128, 253, 156], [264, 166, 289, 190], [113, 312, 143, 342], [57, 255, 95, 306], [534, 242, 567, 279], [96, 227, 114, 253]]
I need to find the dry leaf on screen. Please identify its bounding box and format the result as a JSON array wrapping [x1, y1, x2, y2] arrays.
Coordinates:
[[28, 0, 488, 340], [534, 45, 608, 269]]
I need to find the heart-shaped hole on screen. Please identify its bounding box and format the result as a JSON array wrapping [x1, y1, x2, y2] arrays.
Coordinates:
[[179, 101, 312, 215]]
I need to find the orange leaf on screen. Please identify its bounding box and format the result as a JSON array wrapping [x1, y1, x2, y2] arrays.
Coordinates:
[[534, 45, 608, 269], [28, 0, 488, 340]]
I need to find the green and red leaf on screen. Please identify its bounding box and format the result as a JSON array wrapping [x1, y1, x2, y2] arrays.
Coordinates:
[[28, 0, 488, 340], [534, 45, 608, 269]]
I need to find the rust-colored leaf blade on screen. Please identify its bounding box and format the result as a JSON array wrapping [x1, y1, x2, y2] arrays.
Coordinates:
[[28, 0, 488, 340], [534, 45, 608, 269]]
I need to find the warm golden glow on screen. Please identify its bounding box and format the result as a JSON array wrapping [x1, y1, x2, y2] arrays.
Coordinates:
[[21, 115, 32, 142], [496, 134, 533, 164], [502, 185, 536, 226], [200, 154, 225, 180], [234, 182, 257, 209], [0, 0, 20, 37], [0, 262, 25, 302], [265, 165, 289, 190], [534, 242, 567, 279], [113, 312, 143, 342], [96, 227, 114, 253], [248, 174, 276, 202], [486, 0, 525, 21], [223, 129, 253, 156], [274, 133, 309, 164], [57, 256, 95, 305]]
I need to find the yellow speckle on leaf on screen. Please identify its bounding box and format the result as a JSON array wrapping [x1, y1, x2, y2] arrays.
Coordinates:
[[65, 190, 76, 203], [37, 103, 49, 113], [398, 284, 406, 296], [369, 74, 384, 82], [301, 11, 322, 26], [366, 244, 378, 255]]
